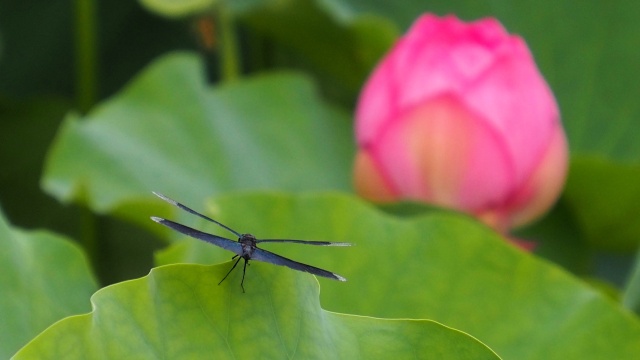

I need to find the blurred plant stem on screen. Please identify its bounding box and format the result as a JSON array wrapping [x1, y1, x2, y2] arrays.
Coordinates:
[[74, 0, 99, 268], [217, 8, 240, 82], [80, 207, 99, 274], [74, 0, 97, 114]]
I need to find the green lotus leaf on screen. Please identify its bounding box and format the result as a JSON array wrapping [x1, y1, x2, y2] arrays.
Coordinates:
[[13, 263, 499, 359], [41, 52, 354, 221], [0, 210, 97, 359]]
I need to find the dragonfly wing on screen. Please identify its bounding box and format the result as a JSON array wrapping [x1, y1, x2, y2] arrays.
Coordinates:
[[256, 239, 352, 246], [152, 192, 241, 237], [251, 248, 346, 281], [151, 217, 242, 255]]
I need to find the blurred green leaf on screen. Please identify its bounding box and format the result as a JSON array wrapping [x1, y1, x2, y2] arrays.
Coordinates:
[[583, 277, 621, 302], [42, 52, 354, 220], [139, 0, 217, 18], [0, 210, 97, 359], [564, 157, 640, 251], [545, 0, 640, 252], [13, 263, 500, 359], [139, 0, 265, 18], [157, 192, 640, 360], [623, 249, 640, 314]]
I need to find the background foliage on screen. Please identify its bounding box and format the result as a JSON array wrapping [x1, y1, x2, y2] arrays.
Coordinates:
[[1, 0, 639, 358]]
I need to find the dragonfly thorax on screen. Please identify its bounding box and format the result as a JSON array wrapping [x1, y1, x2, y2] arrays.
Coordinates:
[[239, 233, 257, 258]]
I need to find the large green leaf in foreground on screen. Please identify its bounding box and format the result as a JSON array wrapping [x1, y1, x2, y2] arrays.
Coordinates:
[[0, 210, 97, 359], [157, 192, 640, 360], [41, 52, 354, 216], [13, 263, 499, 359]]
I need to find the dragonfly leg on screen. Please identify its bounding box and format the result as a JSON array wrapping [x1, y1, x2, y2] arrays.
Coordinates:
[[219, 256, 242, 286], [240, 259, 249, 293]]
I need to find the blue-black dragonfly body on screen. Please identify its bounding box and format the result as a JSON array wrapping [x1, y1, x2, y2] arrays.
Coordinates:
[[151, 192, 351, 292]]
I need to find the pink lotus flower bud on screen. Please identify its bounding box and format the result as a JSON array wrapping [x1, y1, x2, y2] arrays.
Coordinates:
[[354, 14, 568, 232]]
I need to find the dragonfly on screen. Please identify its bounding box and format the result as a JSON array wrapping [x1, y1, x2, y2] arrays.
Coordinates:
[[150, 192, 351, 292]]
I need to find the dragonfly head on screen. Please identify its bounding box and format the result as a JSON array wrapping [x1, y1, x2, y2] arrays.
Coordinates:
[[239, 233, 257, 245]]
